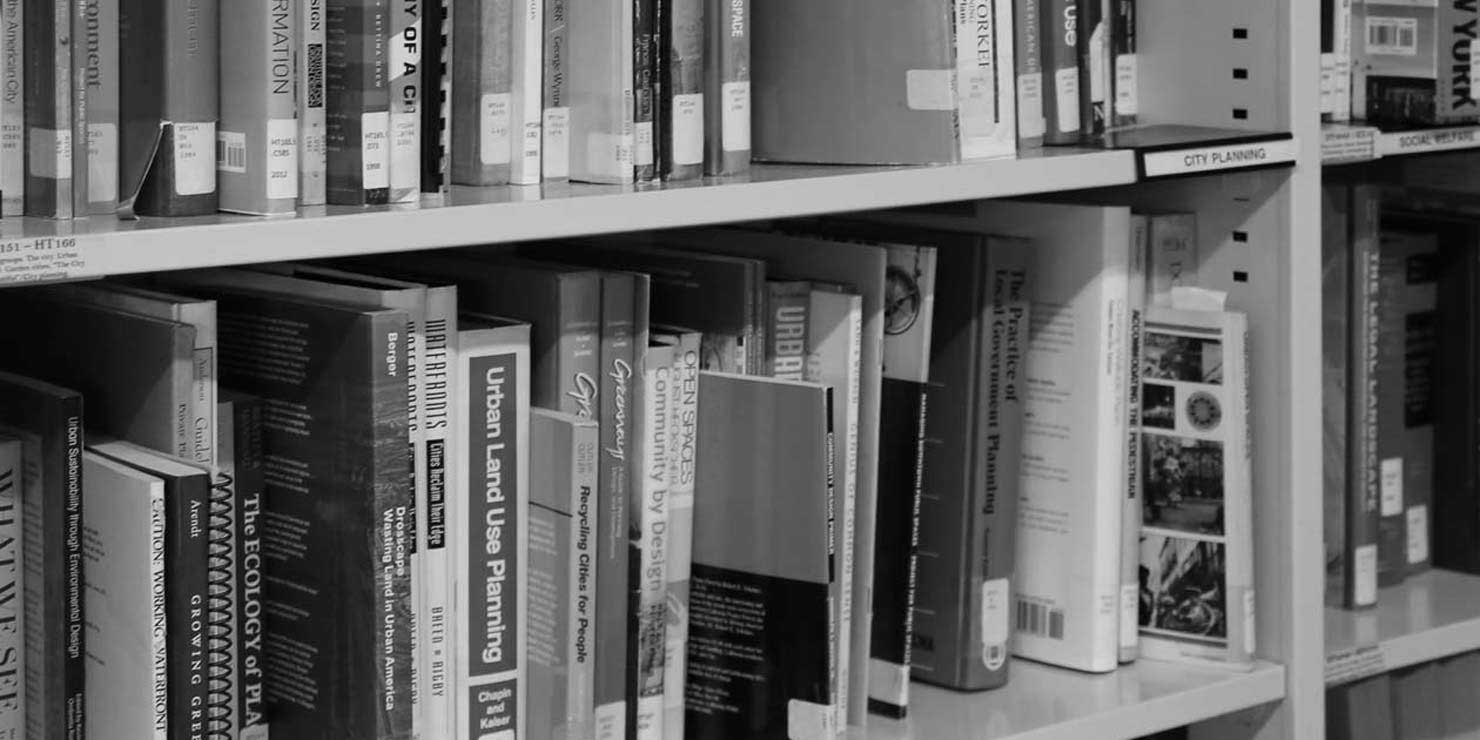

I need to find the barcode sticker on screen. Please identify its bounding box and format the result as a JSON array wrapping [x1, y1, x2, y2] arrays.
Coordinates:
[[672, 94, 703, 165], [174, 122, 216, 196], [361, 111, 390, 189], [1353, 543, 1378, 607], [1018, 72, 1045, 138], [217, 130, 248, 174], [266, 118, 299, 200], [1015, 597, 1065, 640], [635, 122, 654, 167], [542, 107, 570, 179], [1055, 67, 1080, 134], [1366, 17, 1417, 56], [480, 93, 512, 166], [1115, 54, 1138, 116], [1380, 457, 1403, 516], [981, 578, 1009, 670], [1407, 505, 1429, 564], [88, 123, 117, 203], [722, 81, 750, 153]]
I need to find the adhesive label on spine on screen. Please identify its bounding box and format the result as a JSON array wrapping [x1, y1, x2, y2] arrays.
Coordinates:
[[391, 111, 419, 194], [1353, 543, 1378, 606], [1115, 54, 1138, 116], [635, 122, 654, 167], [1118, 583, 1138, 647], [1379, 457, 1402, 516], [88, 122, 117, 202], [786, 699, 835, 740], [480, 93, 513, 165], [1017, 72, 1045, 138], [1406, 504, 1428, 564], [361, 111, 390, 189], [1054, 68, 1080, 133], [267, 118, 300, 200], [905, 69, 955, 111], [980, 578, 1008, 671], [1089, 20, 1107, 104], [671, 94, 703, 165], [173, 122, 217, 195], [1365, 16, 1417, 56], [542, 107, 570, 178], [721, 81, 750, 152]]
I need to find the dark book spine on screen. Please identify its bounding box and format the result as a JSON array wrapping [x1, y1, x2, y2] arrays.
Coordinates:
[[449, 0, 513, 186], [1434, 229, 1480, 574], [232, 398, 268, 737], [542, 0, 570, 179], [1039, 0, 1080, 145], [595, 275, 633, 740], [66, 0, 86, 215], [326, 0, 391, 204], [419, 0, 449, 193], [206, 470, 234, 738], [1346, 187, 1382, 607], [632, 0, 657, 181], [659, 0, 702, 180], [701, 0, 746, 175], [135, 0, 220, 216], [165, 474, 211, 740], [1109, 0, 1135, 129], [867, 379, 927, 718], [22, 0, 70, 217], [1075, 0, 1106, 140], [1014, 0, 1044, 147], [1401, 252, 1437, 575], [1376, 245, 1408, 586], [55, 402, 84, 738]]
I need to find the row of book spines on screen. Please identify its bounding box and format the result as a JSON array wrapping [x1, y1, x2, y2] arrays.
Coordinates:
[[1030, 0, 1138, 147]]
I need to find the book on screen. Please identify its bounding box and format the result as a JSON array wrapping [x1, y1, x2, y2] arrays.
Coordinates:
[[219, 393, 269, 740], [450, 0, 513, 187], [1077, 0, 1108, 139], [90, 439, 213, 740], [84, 0, 118, 214], [541, 0, 571, 180], [1438, 652, 1480, 736], [633, 0, 657, 181], [653, 327, 699, 740], [567, 0, 634, 184], [1346, 185, 1384, 600], [1433, 220, 1480, 575], [688, 372, 836, 740], [766, 281, 811, 379], [1120, 215, 1148, 663], [157, 281, 414, 740], [1352, 0, 1480, 126], [750, 0, 1014, 164], [529, 407, 599, 740], [1372, 231, 1410, 588], [389, 0, 421, 201], [703, 0, 746, 176], [1330, 0, 1352, 124], [1322, 0, 1335, 116], [298, 0, 328, 205], [0, 438, 18, 739], [0, 372, 83, 740], [219, 0, 299, 214], [1327, 673, 1395, 740], [1137, 304, 1256, 669], [0, 0, 20, 216], [633, 339, 671, 740], [1110, 0, 1136, 129], [660, 0, 703, 180], [510, 0, 543, 186], [80, 450, 165, 740], [66, 0, 88, 216], [1041, 0, 1081, 144], [1391, 662, 1442, 739], [327, 0, 391, 204], [1015, 0, 1045, 147], [23, 0, 76, 217], [1322, 182, 1352, 606], [452, 315, 530, 740], [908, 234, 1029, 692], [0, 291, 195, 461], [1147, 213, 1199, 305], [119, 0, 219, 216]]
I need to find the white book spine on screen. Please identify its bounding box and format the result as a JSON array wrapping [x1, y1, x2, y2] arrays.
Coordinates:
[[635, 350, 671, 740], [1332, 0, 1352, 122], [660, 337, 697, 740], [0, 442, 21, 738], [389, 0, 422, 201], [0, 0, 18, 216], [406, 293, 429, 740], [1089, 238, 1130, 672], [147, 494, 167, 740], [954, 0, 1017, 160], [510, 0, 543, 184], [298, 0, 327, 205], [1120, 215, 1147, 664], [420, 288, 457, 740]]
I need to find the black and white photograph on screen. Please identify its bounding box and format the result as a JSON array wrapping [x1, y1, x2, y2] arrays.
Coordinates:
[[1143, 331, 1224, 384], [1143, 383, 1177, 430], [1142, 433, 1225, 536], [1139, 534, 1228, 645]]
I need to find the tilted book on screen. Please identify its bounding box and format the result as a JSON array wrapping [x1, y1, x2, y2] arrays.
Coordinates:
[[652, 327, 699, 740], [0, 372, 83, 740], [689, 372, 836, 740], [452, 316, 530, 740], [1, 0, 21, 215], [80, 450, 166, 740], [388, 0, 421, 201], [451, 0, 514, 186], [84, 0, 118, 214], [702, 0, 746, 175], [298, 0, 327, 205], [326, 0, 391, 204], [219, 393, 269, 740], [0, 437, 22, 739], [119, 0, 219, 216], [219, 0, 299, 214], [567, 0, 634, 183]]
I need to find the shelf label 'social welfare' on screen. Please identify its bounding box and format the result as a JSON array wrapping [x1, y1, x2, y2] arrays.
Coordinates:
[[1140, 137, 1299, 178], [1321, 126, 1379, 163], [0, 236, 89, 285], [1324, 644, 1385, 686], [1380, 126, 1480, 156]]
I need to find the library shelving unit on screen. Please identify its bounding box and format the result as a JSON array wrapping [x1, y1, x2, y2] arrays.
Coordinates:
[[0, 0, 1327, 738]]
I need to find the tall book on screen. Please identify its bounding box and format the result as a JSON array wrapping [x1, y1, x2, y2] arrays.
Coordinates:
[[0, 438, 21, 739], [0, 0, 20, 215], [23, 0, 76, 217], [1351, 0, 1480, 126], [219, 0, 299, 214], [1330, 0, 1351, 123], [327, 0, 391, 204], [0, 372, 83, 740], [119, 0, 219, 216], [450, 0, 513, 186], [688, 372, 836, 740], [1392, 662, 1442, 739], [1121, 214, 1148, 663], [452, 316, 530, 740], [1322, 182, 1352, 606], [90, 439, 214, 740], [1327, 673, 1396, 740], [1433, 220, 1480, 575], [298, 0, 328, 205], [80, 450, 166, 740], [84, 0, 118, 214], [750, 0, 1014, 164], [568, 0, 635, 183], [1322, 0, 1335, 117], [702, 0, 746, 175], [542, 0, 571, 180], [653, 327, 699, 740], [1040, 0, 1080, 145], [510, 0, 543, 185], [529, 407, 599, 740], [1372, 228, 1410, 587], [908, 234, 1029, 692], [1015, 0, 1045, 147], [1438, 652, 1480, 735], [157, 281, 414, 740], [633, 340, 671, 740], [1347, 185, 1385, 600], [1077, 0, 1108, 139], [1137, 304, 1256, 668], [219, 393, 270, 740], [633, 0, 658, 181], [660, 0, 703, 180], [1110, 0, 1136, 129], [389, 0, 421, 201]]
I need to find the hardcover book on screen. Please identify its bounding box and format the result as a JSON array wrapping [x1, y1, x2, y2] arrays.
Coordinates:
[[80, 450, 166, 740], [0, 438, 20, 739], [218, 0, 299, 214], [633, 339, 671, 740], [703, 0, 746, 175], [219, 393, 269, 740], [661, 0, 704, 180], [541, 0, 570, 179], [1330, 0, 1351, 123], [450, 0, 512, 186], [1392, 662, 1442, 739], [633, 0, 657, 181], [652, 327, 699, 740], [326, 0, 391, 204], [419, 0, 450, 194], [84, 0, 118, 214], [0, 371, 83, 740], [23, 0, 77, 217], [1327, 673, 1395, 740], [1041, 0, 1082, 144], [1077, 0, 1109, 138], [1014, 0, 1045, 146], [688, 372, 836, 740], [298, 0, 328, 205], [389, 0, 421, 201], [1110, 0, 1136, 129], [119, 0, 219, 216], [510, 0, 543, 185], [1, 0, 20, 215], [568, 0, 634, 183], [1429, 218, 1480, 575], [1322, 182, 1353, 606], [1120, 214, 1148, 663], [1352, 0, 1480, 126], [1346, 185, 1386, 599]]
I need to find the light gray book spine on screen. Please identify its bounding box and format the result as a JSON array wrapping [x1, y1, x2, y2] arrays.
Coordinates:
[[510, 0, 542, 184], [633, 342, 671, 740], [702, 0, 745, 175], [84, 0, 117, 214], [219, 0, 299, 215], [388, 0, 419, 201], [419, 286, 457, 740], [567, 0, 633, 183], [541, 0, 569, 179], [0, 440, 22, 739], [1, 0, 20, 215], [298, 0, 326, 204], [659, 332, 698, 740], [450, 0, 513, 185], [1120, 215, 1146, 663]]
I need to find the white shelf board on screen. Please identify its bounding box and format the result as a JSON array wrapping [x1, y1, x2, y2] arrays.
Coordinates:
[[1322, 123, 1480, 163], [1325, 569, 1480, 686], [862, 659, 1285, 740], [0, 148, 1137, 286]]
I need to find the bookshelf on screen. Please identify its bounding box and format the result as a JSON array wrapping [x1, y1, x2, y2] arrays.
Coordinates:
[[1325, 570, 1480, 688]]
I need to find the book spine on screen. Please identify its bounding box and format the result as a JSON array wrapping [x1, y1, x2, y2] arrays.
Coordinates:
[[418, 0, 448, 193], [837, 297, 862, 727], [510, 0, 542, 184], [388, 0, 420, 201], [1404, 258, 1437, 576], [1, 0, 20, 215], [1434, 227, 1480, 574], [823, 388, 838, 728], [1014, 0, 1045, 147], [569, 419, 599, 740], [32, 404, 82, 737], [1346, 187, 1381, 608], [0, 442, 22, 738], [566, 0, 634, 185], [206, 466, 235, 738], [419, 290, 456, 740], [953, 0, 1015, 160], [136, 0, 219, 216], [595, 277, 633, 740], [219, 0, 299, 215], [633, 0, 657, 181], [659, 0, 702, 180], [632, 345, 670, 740], [298, 0, 327, 205], [67, 0, 86, 216], [231, 400, 269, 740], [1320, 0, 1333, 117], [767, 282, 809, 380], [1332, 0, 1351, 123], [326, 0, 391, 205], [867, 380, 926, 716], [1376, 243, 1408, 586], [84, 0, 118, 214], [1076, 0, 1107, 140], [450, 0, 513, 186], [702, 0, 746, 175], [166, 474, 211, 740], [1110, 0, 1135, 129], [399, 297, 426, 740], [23, 0, 70, 217], [660, 333, 697, 740], [1119, 216, 1146, 663], [541, 0, 569, 179], [1039, 0, 1079, 144]]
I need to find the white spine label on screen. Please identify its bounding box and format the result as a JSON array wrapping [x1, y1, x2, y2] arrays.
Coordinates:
[[1118, 583, 1138, 648], [542, 107, 570, 179], [1407, 504, 1429, 565], [88, 122, 117, 203], [480, 93, 512, 166], [1055, 67, 1080, 133], [1018, 72, 1045, 138], [672, 94, 703, 165], [1353, 543, 1378, 606], [361, 111, 390, 189], [1115, 54, 1138, 116], [267, 118, 300, 200], [174, 122, 216, 196], [390, 111, 419, 194], [1379, 457, 1403, 516], [980, 578, 1009, 671], [722, 81, 750, 153], [635, 121, 654, 167]]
